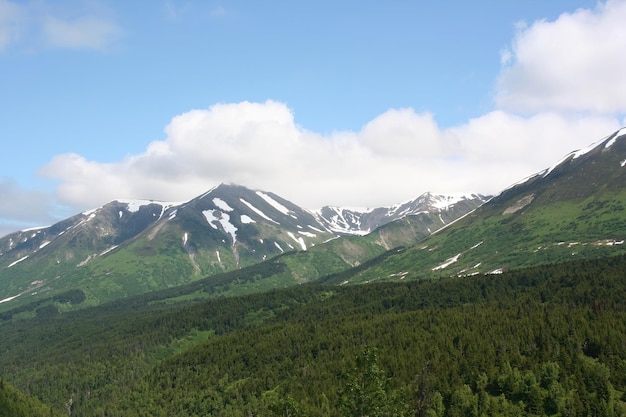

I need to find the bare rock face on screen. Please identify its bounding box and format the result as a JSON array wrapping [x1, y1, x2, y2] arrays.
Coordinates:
[[503, 194, 535, 215]]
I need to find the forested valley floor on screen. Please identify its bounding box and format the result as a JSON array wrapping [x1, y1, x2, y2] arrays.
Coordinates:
[[2, 254, 626, 416]]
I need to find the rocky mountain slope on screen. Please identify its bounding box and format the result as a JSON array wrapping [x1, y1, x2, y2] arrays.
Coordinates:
[[0, 184, 486, 309], [328, 127, 626, 284], [315, 192, 486, 235]]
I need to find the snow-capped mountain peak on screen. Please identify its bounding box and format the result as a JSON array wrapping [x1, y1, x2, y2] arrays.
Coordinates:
[[314, 192, 489, 235]]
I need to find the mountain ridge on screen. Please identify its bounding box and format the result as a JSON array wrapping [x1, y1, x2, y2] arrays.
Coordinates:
[[329, 127, 626, 285], [0, 184, 487, 308]]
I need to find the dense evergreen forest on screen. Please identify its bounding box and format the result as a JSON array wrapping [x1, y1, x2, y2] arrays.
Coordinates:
[[2, 254, 626, 416], [0, 378, 62, 417]]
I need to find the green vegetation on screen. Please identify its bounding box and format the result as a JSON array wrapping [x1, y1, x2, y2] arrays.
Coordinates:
[[0, 378, 62, 417], [339, 191, 626, 284], [0, 188, 484, 314], [2, 152, 626, 415], [1, 253, 626, 416]]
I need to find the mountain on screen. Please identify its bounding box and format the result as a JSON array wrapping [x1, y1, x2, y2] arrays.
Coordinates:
[[3, 129, 626, 416], [329, 127, 626, 284], [315, 192, 487, 235], [0, 184, 486, 310]]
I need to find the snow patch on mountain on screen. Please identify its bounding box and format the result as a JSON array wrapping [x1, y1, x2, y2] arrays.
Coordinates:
[[116, 199, 153, 213], [0, 294, 21, 304], [431, 194, 470, 210], [21, 226, 47, 233], [7, 255, 28, 268], [432, 253, 461, 271], [82, 207, 99, 216], [100, 245, 118, 256], [572, 140, 602, 159], [240, 198, 278, 224], [315, 193, 487, 236], [203, 210, 238, 245], [317, 208, 371, 236], [612, 127, 626, 142], [543, 133, 618, 178], [241, 215, 255, 224], [606, 136, 619, 149], [213, 198, 234, 212], [256, 191, 291, 215], [288, 232, 307, 250], [198, 185, 218, 200]]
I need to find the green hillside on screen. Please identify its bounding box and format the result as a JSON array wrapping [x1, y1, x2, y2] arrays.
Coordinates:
[[0, 379, 61, 417], [0, 196, 478, 314], [331, 151, 626, 285], [0, 210, 450, 317], [2, 132, 626, 416], [1, 253, 626, 416]]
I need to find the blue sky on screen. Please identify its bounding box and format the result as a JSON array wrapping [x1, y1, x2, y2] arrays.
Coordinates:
[[1, 0, 625, 236]]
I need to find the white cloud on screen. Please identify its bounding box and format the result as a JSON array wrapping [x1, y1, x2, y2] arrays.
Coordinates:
[[0, 178, 56, 236], [497, 0, 626, 114], [0, 0, 121, 52], [39, 101, 622, 212], [7, 0, 626, 234]]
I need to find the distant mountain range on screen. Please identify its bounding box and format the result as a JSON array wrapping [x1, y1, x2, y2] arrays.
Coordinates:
[[0, 184, 487, 309], [315, 193, 484, 235]]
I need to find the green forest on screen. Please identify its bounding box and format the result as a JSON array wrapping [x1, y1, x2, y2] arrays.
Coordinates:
[[2, 254, 626, 416], [0, 378, 62, 417]]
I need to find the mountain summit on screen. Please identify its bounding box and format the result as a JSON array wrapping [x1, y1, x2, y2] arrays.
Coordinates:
[[334, 127, 626, 284], [0, 184, 486, 308], [315, 192, 487, 235]]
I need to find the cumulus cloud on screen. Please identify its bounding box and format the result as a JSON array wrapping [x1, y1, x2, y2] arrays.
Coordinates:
[[8, 0, 626, 234], [497, 0, 626, 114], [0, 177, 56, 236], [39, 101, 622, 211], [0, 0, 121, 52]]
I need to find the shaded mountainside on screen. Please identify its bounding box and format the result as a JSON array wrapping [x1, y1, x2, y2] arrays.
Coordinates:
[[329, 128, 626, 285], [0, 184, 486, 311]]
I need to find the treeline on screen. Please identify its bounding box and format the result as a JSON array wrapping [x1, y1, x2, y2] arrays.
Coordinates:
[[1, 254, 626, 415]]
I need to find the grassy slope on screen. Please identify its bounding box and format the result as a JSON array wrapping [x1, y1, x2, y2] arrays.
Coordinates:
[[0, 209, 447, 315], [333, 188, 626, 285]]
